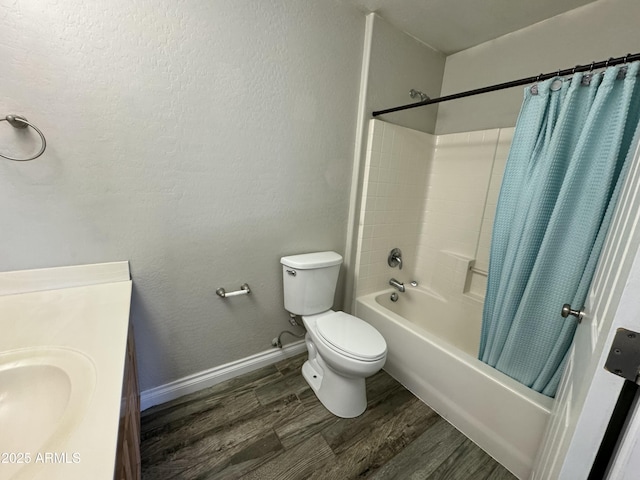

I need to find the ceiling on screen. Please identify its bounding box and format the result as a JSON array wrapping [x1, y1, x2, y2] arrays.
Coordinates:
[[341, 0, 600, 55]]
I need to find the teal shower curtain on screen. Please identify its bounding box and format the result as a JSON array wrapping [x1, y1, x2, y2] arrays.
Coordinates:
[[480, 61, 640, 397]]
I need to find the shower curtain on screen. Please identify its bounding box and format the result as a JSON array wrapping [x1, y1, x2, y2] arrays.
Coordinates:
[[480, 61, 640, 397]]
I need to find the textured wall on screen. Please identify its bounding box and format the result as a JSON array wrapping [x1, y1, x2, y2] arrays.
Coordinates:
[[436, 0, 640, 134], [0, 0, 364, 391]]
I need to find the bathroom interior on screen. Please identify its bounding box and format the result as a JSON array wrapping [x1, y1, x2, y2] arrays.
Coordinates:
[[2, 0, 640, 479]]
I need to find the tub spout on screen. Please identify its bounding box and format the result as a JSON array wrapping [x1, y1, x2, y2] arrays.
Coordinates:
[[389, 278, 405, 293]]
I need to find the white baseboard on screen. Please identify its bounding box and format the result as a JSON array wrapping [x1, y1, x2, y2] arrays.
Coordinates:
[[140, 340, 307, 412]]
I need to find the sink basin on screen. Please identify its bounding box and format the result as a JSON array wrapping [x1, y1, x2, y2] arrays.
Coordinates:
[[0, 347, 96, 479]]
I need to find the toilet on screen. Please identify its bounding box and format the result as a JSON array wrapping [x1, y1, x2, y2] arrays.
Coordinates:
[[280, 251, 387, 418]]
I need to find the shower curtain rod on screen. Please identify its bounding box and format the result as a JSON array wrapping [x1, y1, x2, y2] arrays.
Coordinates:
[[372, 52, 640, 117]]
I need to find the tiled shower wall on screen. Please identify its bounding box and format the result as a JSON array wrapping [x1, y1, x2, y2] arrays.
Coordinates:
[[355, 121, 435, 296], [355, 119, 514, 305]]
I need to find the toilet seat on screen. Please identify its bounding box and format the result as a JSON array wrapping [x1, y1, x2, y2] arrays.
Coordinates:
[[315, 311, 386, 362]]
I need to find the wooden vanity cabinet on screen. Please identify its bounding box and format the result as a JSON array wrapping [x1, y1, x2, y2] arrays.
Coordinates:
[[114, 322, 141, 480]]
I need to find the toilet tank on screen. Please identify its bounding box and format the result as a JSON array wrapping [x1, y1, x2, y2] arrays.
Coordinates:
[[280, 251, 342, 315]]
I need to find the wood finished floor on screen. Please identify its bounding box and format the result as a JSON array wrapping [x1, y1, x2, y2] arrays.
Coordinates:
[[140, 354, 517, 480]]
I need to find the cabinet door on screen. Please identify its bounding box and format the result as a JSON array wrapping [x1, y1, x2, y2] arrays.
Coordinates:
[[115, 322, 141, 480]]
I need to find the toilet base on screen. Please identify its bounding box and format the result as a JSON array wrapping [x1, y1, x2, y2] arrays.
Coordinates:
[[302, 359, 367, 418]]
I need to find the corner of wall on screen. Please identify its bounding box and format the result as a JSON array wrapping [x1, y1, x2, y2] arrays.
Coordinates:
[[344, 13, 375, 314]]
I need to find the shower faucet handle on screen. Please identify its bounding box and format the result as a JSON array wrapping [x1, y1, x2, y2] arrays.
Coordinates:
[[388, 248, 403, 270]]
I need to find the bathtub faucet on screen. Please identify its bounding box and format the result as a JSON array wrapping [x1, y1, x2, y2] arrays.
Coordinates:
[[389, 278, 405, 293]]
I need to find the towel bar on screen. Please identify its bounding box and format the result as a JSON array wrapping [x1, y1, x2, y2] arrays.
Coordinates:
[[216, 283, 251, 298]]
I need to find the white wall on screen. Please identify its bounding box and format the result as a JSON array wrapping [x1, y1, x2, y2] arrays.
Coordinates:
[[0, 0, 365, 392], [436, 0, 640, 134], [416, 128, 512, 299], [355, 120, 434, 296]]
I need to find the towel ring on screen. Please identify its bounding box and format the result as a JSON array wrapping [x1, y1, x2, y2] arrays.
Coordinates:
[[0, 115, 47, 161]]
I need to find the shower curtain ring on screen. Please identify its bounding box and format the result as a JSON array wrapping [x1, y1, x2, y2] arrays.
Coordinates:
[[536, 73, 542, 82], [624, 54, 630, 64], [589, 61, 595, 71]]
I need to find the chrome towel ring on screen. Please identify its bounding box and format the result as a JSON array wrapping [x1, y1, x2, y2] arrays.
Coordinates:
[[0, 114, 47, 161]]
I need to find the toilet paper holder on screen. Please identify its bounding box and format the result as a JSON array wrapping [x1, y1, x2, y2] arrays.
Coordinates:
[[216, 283, 251, 298]]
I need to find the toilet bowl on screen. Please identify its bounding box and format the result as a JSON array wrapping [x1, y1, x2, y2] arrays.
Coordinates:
[[280, 251, 387, 418], [301, 310, 386, 418]]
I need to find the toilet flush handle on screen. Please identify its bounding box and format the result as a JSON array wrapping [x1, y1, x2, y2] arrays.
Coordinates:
[[286, 269, 297, 276]]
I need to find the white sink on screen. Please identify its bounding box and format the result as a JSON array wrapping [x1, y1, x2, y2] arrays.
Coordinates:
[[0, 263, 131, 480], [0, 347, 96, 479]]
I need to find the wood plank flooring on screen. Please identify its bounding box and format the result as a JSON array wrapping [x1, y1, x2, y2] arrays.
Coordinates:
[[140, 354, 516, 480]]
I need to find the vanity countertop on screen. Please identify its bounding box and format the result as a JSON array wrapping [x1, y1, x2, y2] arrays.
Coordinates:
[[0, 262, 132, 480]]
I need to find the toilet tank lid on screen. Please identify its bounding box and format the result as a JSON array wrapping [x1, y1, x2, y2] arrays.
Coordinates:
[[280, 251, 342, 269]]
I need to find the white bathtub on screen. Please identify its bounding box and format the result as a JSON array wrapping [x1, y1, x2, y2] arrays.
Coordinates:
[[355, 287, 553, 480]]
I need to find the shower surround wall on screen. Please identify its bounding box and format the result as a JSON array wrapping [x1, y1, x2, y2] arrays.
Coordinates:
[[355, 121, 434, 295], [355, 120, 513, 321], [417, 128, 513, 300]]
